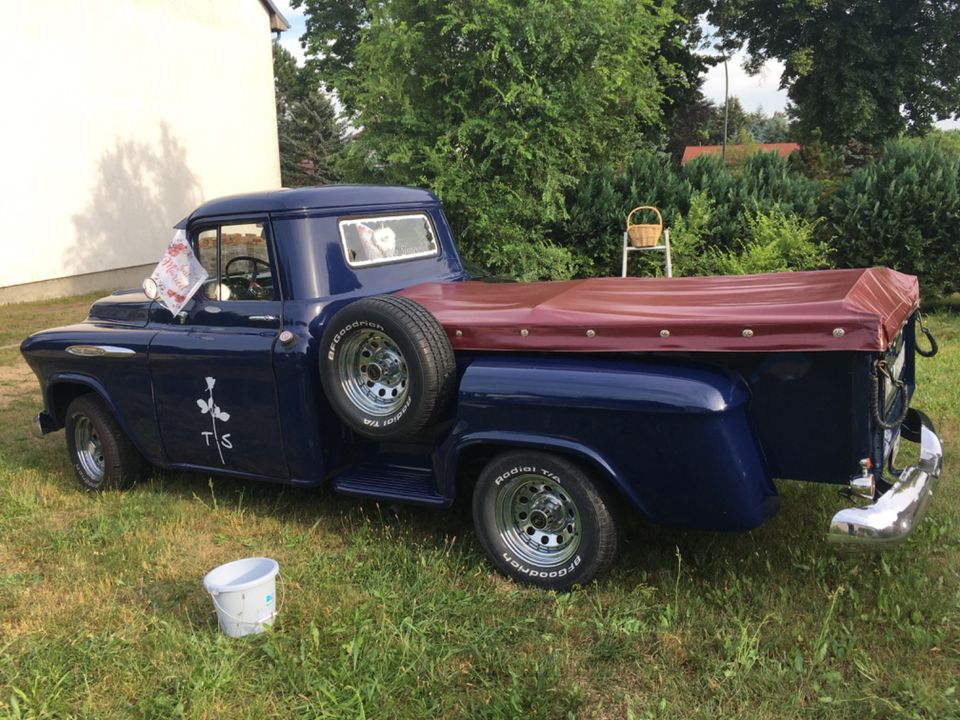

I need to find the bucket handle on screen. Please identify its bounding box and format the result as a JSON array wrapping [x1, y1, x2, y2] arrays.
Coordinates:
[[209, 573, 285, 627]]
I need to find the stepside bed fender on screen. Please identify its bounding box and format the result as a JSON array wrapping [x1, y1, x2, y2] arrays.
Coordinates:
[[442, 356, 779, 531]]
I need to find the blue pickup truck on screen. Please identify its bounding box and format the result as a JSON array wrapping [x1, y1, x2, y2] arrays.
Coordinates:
[[21, 186, 943, 589]]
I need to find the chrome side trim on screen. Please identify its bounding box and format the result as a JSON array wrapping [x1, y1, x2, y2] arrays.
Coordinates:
[[66, 345, 136, 358], [829, 409, 942, 549]]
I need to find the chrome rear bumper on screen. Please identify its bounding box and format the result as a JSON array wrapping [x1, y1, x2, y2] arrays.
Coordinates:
[[828, 409, 942, 549]]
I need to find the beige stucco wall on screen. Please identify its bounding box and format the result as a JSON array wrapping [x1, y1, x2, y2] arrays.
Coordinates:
[[1, 0, 282, 298]]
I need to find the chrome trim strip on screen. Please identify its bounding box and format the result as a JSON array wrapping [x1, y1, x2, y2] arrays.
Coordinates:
[[66, 345, 136, 358], [829, 409, 942, 549]]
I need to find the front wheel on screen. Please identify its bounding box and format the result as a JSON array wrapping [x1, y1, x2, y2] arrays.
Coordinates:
[[64, 395, 145, 491], [472, 451, 622, 590]]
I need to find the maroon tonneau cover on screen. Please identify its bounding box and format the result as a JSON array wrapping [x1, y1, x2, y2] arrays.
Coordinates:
[[398, 268, 919, 353]]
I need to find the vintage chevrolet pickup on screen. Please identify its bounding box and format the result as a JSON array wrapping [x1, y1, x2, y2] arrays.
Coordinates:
[[21, 186, 943, 589]]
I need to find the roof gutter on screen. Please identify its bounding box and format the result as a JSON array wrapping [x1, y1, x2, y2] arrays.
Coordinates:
[[258, 0, 290, 33]]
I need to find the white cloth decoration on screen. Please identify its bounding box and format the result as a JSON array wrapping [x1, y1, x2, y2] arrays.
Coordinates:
[[146, 230, 209, 316]]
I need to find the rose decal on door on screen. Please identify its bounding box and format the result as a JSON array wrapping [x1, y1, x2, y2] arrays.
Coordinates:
[[197, 377, 232, 463]]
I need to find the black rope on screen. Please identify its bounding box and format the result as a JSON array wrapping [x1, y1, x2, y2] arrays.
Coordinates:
[[871, 360, 909, 430], [915, 312, 939, 358]]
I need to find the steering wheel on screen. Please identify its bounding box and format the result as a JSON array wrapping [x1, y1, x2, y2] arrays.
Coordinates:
[[223, 255, 272, 299], [224, 255, 271, 279]]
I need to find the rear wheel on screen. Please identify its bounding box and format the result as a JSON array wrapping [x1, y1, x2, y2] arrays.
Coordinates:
[[472, 450, 622, 590], [64, 395, 144, 491]]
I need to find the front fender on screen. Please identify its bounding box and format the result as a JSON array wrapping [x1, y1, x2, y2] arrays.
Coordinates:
[[43, 372, 163, 464], [22, 325, 163, 464], [445, 356, 778, 531]]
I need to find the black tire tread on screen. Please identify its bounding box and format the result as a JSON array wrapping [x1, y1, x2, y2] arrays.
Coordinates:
[[320, 295, 455, 440], [472, 450, 623, 591], [379, 294, 457, 413], [368, 296, 455, 435], [65, 394, 145, 492]]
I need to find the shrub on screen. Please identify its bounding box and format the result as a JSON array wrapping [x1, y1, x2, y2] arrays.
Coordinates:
[[684, 151, 822, 250], [929, 129, 960, 157], [828, 139, 960, 296], [666, 192, 717, 277], [714, 207, 830, 275], [671, 198, 829, 277], [558, 150, 692, 276]]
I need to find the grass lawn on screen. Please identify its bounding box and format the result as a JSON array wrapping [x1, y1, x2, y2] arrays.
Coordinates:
[[0, 295, 957, 719]]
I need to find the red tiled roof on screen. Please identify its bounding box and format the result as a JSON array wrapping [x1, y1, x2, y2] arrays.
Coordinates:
[[681, 143, 800, 164]]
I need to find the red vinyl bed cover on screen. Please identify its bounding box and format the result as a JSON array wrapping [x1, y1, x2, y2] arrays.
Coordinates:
[[398, 267, 919, 353]]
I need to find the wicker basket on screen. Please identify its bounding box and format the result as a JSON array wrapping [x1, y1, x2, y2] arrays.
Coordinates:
[[626, 206, 663, 248]]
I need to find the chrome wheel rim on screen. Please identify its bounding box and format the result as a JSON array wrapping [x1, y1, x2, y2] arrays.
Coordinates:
[[337, 330, 410, 416], [74, 416, 105, 482], [495, 474, 582, 568]]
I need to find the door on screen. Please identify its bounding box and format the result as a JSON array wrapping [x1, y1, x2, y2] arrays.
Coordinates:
[[149, 217, 288, 478]]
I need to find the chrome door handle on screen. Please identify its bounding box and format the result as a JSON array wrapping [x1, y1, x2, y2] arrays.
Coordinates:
[[250, 315, 278, 322]]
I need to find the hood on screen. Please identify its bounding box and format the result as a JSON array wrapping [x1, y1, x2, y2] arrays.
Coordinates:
[[86, 288, 153, 327]]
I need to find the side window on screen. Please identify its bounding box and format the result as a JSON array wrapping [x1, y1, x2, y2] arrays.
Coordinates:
[[194, 222, 275, 301], [198, 229, 217, 280]]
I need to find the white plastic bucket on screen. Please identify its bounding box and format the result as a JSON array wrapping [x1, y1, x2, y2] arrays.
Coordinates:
[[203, 557, 280, 638]]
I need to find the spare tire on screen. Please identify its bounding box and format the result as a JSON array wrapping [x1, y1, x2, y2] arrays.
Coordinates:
[[319, 295, 456, 440]]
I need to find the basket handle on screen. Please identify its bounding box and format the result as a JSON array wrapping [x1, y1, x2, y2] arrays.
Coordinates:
[[626, 205, 663, 229]]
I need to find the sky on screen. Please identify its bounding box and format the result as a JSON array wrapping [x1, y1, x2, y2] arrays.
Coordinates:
[[274, 1, 308, 64], [272, 2, 955, 130], [702, 55, 789, 115]]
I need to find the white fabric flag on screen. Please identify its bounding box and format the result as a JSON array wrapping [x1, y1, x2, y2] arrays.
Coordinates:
[[143, 230, 209, 316]]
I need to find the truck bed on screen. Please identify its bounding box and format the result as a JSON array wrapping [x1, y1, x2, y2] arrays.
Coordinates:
[[399, 267, 919, 353]]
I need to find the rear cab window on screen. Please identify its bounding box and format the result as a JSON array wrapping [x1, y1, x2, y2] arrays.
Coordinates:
[[339, 213, 440, 267]]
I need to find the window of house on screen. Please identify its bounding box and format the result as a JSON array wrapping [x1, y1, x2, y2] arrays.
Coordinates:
[[194, 222, 275, 301], [339, 213, 440, 267]]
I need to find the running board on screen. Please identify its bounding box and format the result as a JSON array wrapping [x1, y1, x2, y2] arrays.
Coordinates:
[[331, 465, 449, 507]]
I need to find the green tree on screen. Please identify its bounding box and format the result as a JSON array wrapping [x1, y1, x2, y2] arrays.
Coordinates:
[[828, 139, 960, 295], [662, 93, 717, 159], [294, 0, 676, 279], [708, 0, 960, 145], [295, 0, 368, 108], [653, 0, 722, 160], [702, 96, 749, 145], [273, 43, 344, 187], [747, 109, 791, 143], [273, 42, 306, 110]]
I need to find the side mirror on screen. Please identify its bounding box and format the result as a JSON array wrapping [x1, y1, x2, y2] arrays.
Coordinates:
[[142, 277, 159, 300]]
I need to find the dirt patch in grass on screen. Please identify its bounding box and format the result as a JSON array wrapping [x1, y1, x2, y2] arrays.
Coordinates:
[[0, 544, 33, 578], [0, 358, 37, 408]]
